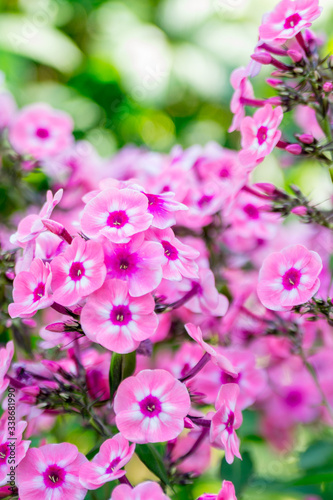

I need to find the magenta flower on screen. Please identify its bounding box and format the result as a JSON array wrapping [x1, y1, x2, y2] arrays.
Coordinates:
[[0, 419, 30, 487], [81, 188, 153, 242], [79, 433, 135, 490], [257, 244, 322, 311], [147, 228, 199, 281], [10, 189, 63, 246], [51, 237, 106, 306], [104, 233, 164, 296], [196, 480, 237, 500], [239, 104, 283, 167], [111, 481, 171, 500], [210, 384, 243, 464], [8, 258, 53, 319], [259, 0, 322, 44], [114, 369, 191, 443], [81, 279, 158, 353], [143, 191, 188, 229], [185, 324, 237, 377], [0, 341, 14, 397], [229, 67, 254, 133], [9, 103, 73, 160], [16, 443, 87, 500]]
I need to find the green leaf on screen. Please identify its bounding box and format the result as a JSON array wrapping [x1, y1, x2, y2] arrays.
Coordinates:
[[135, 443, 170, 486], [109, 353, 123, 401], [220, 450, 254, 495], [292, 473, 333, 486], [299, 440, 333, 471]]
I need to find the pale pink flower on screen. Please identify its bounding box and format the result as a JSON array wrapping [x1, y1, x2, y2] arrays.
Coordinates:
[[16, 443, 88, 500], [111, 481, 171, 500], [259, 0, 322, 44], [8, 259, 53, 319], [0, 341, 14, 397], [171, 430, 211, 476], [257, 244, 322, 311], [196, 480, 237, 500], [210, 384, 243, 464], [10, 189, 63, 246], [229, 67, 254, 133], [103, 233, 164, 296], [143, 191, 188, 229], [114, 369, 191, 443], [9, 103, 73, 160], [239, 105, 283, 167], [0, 418, 30, 487], [81, 279, 158, 353], [81, 188, 153, 242], [147, 228, 199, 281], [79, 433, 135, 490], [180, 269, 228, 316], [51, 237, 106, 306], [0, 91, 16, 129], [185, 324, 237, 377]]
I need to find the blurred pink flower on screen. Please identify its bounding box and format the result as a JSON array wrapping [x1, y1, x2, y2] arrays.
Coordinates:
[[0, 341, 14, 397], [111, 481, 171, 500]]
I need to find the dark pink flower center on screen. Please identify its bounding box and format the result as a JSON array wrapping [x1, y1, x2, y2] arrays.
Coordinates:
[[33, 282, 45, 302], [146, 193, 159, 207], [224, 411, 235, 434], [139, 394, 162, 417], [69, 262, 85, 281], [284, 13, 301, 29], [162, 240, 178, 260], [105, 456, 121, 474], [282, 267, 301, 290], [285, 389, 303, 407], [219, 167, 230, 178], [221, 372, 241, 385], [0, 443, 8, 462], [105, 249, 138, 279], [198, 195, 213, 208], [107, 210, 129, 228], [257, 126, 268, 145], [243, 203, 259, 219], [43, 464, 66, 489], [110, 305, 132, 325], [36, 127, 50, 139]]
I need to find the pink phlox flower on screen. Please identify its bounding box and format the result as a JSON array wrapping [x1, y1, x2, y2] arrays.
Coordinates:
[[229, 67, 254, 132], [103, 233, 164, 297], [257, 244, 322, 311], [143, 190, 188, 229], [81, 188, 153, 242], [9, 103, 74, 160], [185, 324, 237, 377], [10, 189, 63, 246], [51, 236, 106, 306], [0, 341, 14, 397], [16, 442, 88, 500], [196, 480, 237, 500], [171, 429, 211, 476], [0, 418, 30, 486], [79, 433, 135, 490], [111, 481, 171, 500], [114, 369, 191, 443], [210, 384, 243, 464], [239, 104, 283, 168], [80, 279, 158, 353], [259, 0, 322, 44], [8, 258, 53, 319]]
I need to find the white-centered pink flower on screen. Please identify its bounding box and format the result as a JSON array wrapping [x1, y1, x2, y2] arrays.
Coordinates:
[[103, 233, 164, 297], [8, 258, 53, 319], [0, 419, 30, 487], [0, 341, 14, 397], [210, 384, 243, 464], [147, 228, 199, 281], [259, 0, 322, 44], [79, 433, 135, 490], [51, 237, 106, 306], [185, 324, 237, 377], [114, 369, 191, 443], [180, 269, 229, 316], [239, 104, 283, 167], [80, 279, 158, 353], [143, 191, 188, 229], [9, 103, 73, 160], [10, 189, 63, 246], [257, 244, 323, 311], [111, 481, 171, 500], [81, 188, 153, 242], [16, 443, 88, 500]]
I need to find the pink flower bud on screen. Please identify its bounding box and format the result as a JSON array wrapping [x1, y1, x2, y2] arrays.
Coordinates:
[[286, 144, 303, 155], [255, 182, 279, 195], [41, 359, 61, 372], [287, 49, 303, 62], [291, 206, 308, 216], [323, 82, 333, 93], [42, 219, 73, 244], [45, 322, 67, 332], [184, 417, 198, 429], [251, 52, 272, 65], [267, 96, 282, 105], [266, 78, 283, 88], [298, 134, 314, 144]]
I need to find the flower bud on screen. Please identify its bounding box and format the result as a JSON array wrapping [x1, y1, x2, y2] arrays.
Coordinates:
[[291, 206, 307, 216], [287, 49, 303, 63], [45, 322, 66, 332], [251, 52, 272, 65], [323, 82, 333, 93], [266, 78, 283, 88], [286, 144, 303, 155], [298, 134, 314, 144]]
